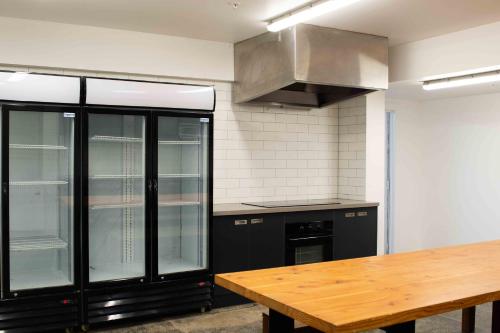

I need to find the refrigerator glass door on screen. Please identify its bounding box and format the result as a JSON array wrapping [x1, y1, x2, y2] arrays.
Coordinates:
[[8, 110, 75, 291], [157, 116, 209, 275], [88, 114, 146, 282]]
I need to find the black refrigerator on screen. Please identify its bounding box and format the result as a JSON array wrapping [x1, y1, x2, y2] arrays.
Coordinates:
[[81, 78, 214, 327], [0, 73, 215, 332], [0, 72, 82, 332]]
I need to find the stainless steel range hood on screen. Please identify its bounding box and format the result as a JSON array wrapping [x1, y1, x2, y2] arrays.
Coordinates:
[[234, 24, 388, 109]]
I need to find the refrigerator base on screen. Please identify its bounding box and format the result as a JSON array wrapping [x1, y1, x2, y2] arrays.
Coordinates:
[[0, 292, 79, 333], [84, 277, 212, 327]]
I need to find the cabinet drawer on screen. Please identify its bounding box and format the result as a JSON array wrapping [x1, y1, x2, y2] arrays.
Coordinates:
[[212, 216, 249, 274], [212, 214, 285, 273], [285, 210, 335, 224], [334, 207, 378, 260]]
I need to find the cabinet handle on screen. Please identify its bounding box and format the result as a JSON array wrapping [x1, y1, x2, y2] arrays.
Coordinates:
[[357, 211, 368, 217], [234, 219, 248, 226], [345, 212, 356, 218], [251, 218, 264, 224]]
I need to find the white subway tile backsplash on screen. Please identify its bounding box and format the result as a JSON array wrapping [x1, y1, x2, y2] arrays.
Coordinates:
[[263, 178, 288, 187], [218, 160, 240, 170], [226, 150, 251, 160], [286, 123, 308, 133], [251, 150, 275, 160], [287, 160, 307, 169], [264, 122, 287, 132], [276, 114, 299, 123], [226, 187, 252, 198], [226, 168, 252, 179], [251, 169, 276, 178], [240, 178, 264, 188], [280, 169, 299, 177], [287, 178, 308, 186], [276, 151, 298, 160], [338, 160, 349, 169], [228, 111, 252, 122], [339, 151, 356, 160], [276, 187, 299, 196], [298, 168, 319, 177], [215, 179, 239, 189], [252, 112, 276, 123], [337, 97, 366, 200], [238, 121, 263, 132], [263, 141, 287, 151], [263, 160, 287, 169]]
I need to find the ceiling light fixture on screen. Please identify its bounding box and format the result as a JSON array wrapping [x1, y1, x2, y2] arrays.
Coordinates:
[[267, 0, 362, 32], [7, 72, 29, 83], [422, 70, 500, 91]]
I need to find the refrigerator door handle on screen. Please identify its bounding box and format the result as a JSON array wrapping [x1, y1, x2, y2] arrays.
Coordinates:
[[148, 179, 153, 192], [153, 179, 158, 192]]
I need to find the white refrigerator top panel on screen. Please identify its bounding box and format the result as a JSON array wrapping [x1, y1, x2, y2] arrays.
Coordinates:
[[0, 72, 80, 104], [85, 78, 215, 111]]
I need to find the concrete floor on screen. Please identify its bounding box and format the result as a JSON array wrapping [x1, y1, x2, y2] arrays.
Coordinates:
[[95, 302, 493, 333]]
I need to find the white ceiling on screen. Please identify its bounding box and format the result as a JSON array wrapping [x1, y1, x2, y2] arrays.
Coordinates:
[[1, 0, 500, 45]]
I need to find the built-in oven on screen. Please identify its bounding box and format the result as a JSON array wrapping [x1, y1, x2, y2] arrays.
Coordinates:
[[285, 220, 334, 266]]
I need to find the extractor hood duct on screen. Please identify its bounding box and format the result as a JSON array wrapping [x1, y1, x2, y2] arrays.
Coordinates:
[[234, 24, 389, 109]]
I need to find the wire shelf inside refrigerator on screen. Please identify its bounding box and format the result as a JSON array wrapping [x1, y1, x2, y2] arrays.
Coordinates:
[[9, 180, 69, 186], [158, 140, 200, 145], [90, 135, 143, 143], [90, 202, 144, 210], [158, 201, 200, 207], [158, 173, 200, 178], [90, 174, 144, 179], [9, 143, 68, 150], [10, 236, 68, 252]]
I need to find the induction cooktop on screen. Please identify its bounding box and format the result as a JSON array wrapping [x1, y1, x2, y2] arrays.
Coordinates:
[[242, 199, 341, 208]]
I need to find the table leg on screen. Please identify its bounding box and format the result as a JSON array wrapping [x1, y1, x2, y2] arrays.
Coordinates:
[[462, 307, 475, 333], [493, 301, 500, 333], [269, 309, 294, 333], [382, 321, 416, 333], [263, 313, 269, 333]]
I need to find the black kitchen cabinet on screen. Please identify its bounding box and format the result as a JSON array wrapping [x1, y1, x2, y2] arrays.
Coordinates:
[[212, 214, 285, 307], [212, 217, 249, 275], [212, 206, 378, 307], [247, 216, 285, 270], [333, 207, 378, 260]]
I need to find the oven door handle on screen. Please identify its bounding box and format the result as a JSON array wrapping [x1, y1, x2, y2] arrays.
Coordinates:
[[287, 235, 333, 242]]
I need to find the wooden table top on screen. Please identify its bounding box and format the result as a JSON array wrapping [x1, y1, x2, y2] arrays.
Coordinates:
[[216, 240, 500, 333]]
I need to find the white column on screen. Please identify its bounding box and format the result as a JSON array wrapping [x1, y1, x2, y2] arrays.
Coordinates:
[[365, 91, 386, 255]]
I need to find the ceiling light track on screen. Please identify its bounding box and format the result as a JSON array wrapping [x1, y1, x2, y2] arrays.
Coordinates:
[[422, 70, 500, 91], [267, 0, 362, 32]]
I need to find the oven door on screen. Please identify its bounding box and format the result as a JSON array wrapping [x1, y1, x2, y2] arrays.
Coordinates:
[[286, 235, 333, 266]]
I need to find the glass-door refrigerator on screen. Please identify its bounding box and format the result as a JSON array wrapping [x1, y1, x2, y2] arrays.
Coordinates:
[[85, 110, 149, 285], [83, 78, 213, 326], [153, 113, 209, 279], [0, 72, 81, 333], [1, 104, 81, 332]]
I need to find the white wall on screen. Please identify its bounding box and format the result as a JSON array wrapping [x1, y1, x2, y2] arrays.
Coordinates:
[[386, 99, 426, 252], [0, 17, 233, 82], [365, 91, 386, 254], [388, 93, 500, 252], [389, 21, 500, 83]]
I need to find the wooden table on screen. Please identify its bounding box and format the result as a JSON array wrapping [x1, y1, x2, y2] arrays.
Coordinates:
[[216, 240, 500, 333]]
